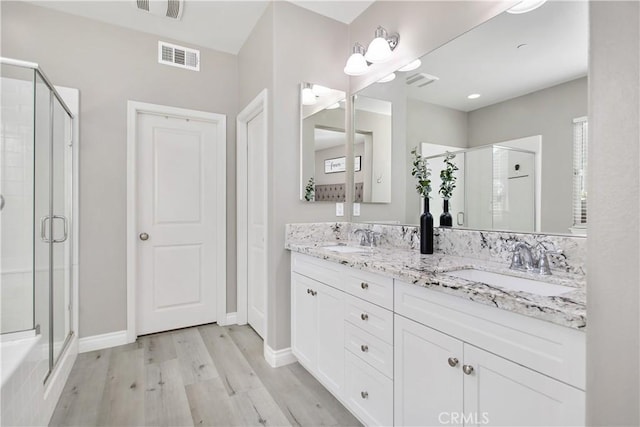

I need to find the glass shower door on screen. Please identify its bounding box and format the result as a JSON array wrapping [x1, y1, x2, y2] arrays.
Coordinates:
[[51, 97, 72, 365]]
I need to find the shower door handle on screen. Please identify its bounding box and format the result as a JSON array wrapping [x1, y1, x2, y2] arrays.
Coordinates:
[[41, 215, 68, 243], [40, 216, 52, 243], [52, 215, 68, 243]]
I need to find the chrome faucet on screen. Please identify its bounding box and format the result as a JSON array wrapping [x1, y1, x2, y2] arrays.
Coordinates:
[[510, 242, 535, 271], [509, 242, 563, 275], [352, 228, 381, 247]]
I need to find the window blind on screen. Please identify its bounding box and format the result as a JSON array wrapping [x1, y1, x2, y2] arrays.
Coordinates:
[[572, 117, 588, 227]]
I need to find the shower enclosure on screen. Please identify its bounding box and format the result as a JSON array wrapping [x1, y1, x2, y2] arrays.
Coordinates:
[[1, 57, 74, 378]]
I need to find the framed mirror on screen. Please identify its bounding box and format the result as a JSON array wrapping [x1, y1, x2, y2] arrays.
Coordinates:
[[300, 83, 347, 202], [351, 1, 588, 235]]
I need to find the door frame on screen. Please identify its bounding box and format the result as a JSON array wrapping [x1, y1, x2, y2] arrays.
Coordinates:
[[236, 90, 268, 335], [126, 100, 226, 343]]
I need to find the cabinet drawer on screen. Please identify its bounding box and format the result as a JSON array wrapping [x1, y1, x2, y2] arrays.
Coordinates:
[[395, 280, 586, 390], [344, 293, 393, 345], [345, 322, 393, 379], [291, 252, 345, 291], [344, 268, 393, 309], [344, 351, 393, 427]]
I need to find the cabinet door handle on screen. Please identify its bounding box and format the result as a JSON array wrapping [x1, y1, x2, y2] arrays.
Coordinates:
[[360, 313, 369, 321], [360, 344, 369, 352], [447, 357, 459, 367], [360, 391, 369, 399], [463, 364, 474, 375], [307, 288, 311, 294], [310, 290, 317, 296], [360, 282, 369, 290]]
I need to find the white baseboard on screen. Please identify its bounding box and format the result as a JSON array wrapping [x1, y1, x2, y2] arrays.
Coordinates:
[[78, 330, 128, 353], [264, 344, 296, 368], [218, 312, 237, 326]]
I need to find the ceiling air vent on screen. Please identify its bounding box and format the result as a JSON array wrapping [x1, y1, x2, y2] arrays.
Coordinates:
[[158, 41, 200, 71], [406, 73, 440, 88], [135, 0, 184, 20]]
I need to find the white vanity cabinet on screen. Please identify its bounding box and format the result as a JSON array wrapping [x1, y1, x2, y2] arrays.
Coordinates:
[[291, 271, 345, 397], [290, 253, 586, 427], [395, 314, 585, 427]]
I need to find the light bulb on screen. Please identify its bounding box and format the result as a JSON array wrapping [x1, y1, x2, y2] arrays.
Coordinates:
[[398, 59, 422, 72], [301, 84, 317, 105], [344, 43, 369, 76], [507, 0, 547, 14], [365, 27, 392, 64], [378, 73, 396, 83]]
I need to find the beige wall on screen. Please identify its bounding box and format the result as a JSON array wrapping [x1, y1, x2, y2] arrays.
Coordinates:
[[468, 77, 588, 233], [587, 2, 639, 425], [239, 2, 349, 349], [1, 1, 239, 337]]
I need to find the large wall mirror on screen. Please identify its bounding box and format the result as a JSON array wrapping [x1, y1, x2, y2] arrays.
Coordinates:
[[300, 83, 347, 202], [351, 1, 588, 235]]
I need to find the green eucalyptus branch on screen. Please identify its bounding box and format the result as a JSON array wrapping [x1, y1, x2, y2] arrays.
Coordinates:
[[439, 151, 458, 200], [304, 177, 315, 201], [410, 147, 431, 198]]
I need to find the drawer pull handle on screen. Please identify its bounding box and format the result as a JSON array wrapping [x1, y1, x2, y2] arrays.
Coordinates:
[[463, 364, 474, 375], [361, 391, 369, 399], [360, 313, 369, 321], [447, 357, 459, 367], [361, 282, 369, 290], [360, 344, 369, 352]]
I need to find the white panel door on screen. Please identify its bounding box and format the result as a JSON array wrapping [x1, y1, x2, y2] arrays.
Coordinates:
[[463, 344, 585, 427], [137, 112, 221, 335], [247, 111, 266, 338]]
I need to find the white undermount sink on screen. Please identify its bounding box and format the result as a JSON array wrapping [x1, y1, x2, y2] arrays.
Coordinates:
[[322, 245, 369, 254], [444, 269, 575, 297]]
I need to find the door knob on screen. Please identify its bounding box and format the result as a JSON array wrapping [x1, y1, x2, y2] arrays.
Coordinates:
[[139, 232, 149, 241], [463, 364, 474, 375], [447, 357, 459, 367]]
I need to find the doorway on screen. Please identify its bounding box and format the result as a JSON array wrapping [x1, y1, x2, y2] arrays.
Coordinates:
[[127, 101, 226, 340], [237, 90, 268, 339]]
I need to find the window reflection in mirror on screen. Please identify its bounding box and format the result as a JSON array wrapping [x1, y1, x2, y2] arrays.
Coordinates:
[[351, 1, 587, 235], [300, 83, 346, 202]]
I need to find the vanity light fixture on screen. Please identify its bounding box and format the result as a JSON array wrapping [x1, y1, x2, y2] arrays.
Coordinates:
[[398, 59, 422, 72], [507, 0, 547, 14], [365, 26, 400, 64], [301, 83, 317, 105], [344, 42, 369, 76], [378, 73, 396, 83], [467, 93, 481, 99]]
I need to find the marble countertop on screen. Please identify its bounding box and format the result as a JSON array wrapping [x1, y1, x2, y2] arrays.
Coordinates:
[[286, 241, 586, 330]]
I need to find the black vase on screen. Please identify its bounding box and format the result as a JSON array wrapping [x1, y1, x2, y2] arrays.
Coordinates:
[[420, 197, 434, 254], [440, 199, 453, 227]]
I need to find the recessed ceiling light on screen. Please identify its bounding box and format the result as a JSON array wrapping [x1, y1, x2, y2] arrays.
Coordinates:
[[378, 73, 396, 83], [398, 59, 422, 72], [507, 0, 547, 14], [467, 93, 481, 99]]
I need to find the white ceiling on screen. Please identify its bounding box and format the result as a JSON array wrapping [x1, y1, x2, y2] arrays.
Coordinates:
[[28, 0, 371, 55], [290, 0, 373, 24], [406, 1, 588, 112], [315, 127, 364, 151]]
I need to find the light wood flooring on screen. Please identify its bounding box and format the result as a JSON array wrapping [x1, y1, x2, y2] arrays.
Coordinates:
[[50, 324, 360, 427]]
